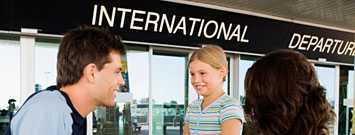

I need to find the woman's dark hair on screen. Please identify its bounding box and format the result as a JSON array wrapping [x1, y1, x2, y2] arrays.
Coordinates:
[[244, 49, 335, 135]]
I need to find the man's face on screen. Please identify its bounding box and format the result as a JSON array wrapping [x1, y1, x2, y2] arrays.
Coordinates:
[[92, 52, 125, 107]]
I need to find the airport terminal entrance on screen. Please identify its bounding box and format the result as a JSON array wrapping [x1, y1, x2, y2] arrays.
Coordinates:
[[0, 0, 354, 135]]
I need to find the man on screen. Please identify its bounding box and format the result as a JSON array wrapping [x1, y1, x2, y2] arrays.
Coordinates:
[[7, 99, 16, 120], [8, 26, 126, 135]]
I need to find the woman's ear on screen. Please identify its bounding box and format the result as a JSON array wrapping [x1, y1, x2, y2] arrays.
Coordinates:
[[83, 63, 97, 83]]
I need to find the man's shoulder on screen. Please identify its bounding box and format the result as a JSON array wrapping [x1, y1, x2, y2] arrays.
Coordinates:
[[17, 90, 71, 115], [10, 90, 75, 135], [26, 90, 66, 106]]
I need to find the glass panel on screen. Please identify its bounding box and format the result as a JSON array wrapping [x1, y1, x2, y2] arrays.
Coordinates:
[[238, 56, 258, 135], [348, 70, 354, 100], [35, 42, 59, 91], [93, 50, 150, 135], [347, 71, 353, 135], [126, 50, 149, 135], [315, 65, 336, 108], [339, 66, 353, 135], [152, 53, 187, 135], [238, 57, 256, 104], [315, 65, 336, 135], [94, 106, 119, 134], [0, 39, 20, 134]]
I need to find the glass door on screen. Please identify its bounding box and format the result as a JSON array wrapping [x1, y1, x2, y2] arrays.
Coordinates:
[[238, 55, 258, 135], [238, 55, 258, 104], [314, 64, 337, 135], [151, 50, 189, 135], [0, 37, 20, 135], [93, 46, 150, 135], [339, 66, 353, 135]]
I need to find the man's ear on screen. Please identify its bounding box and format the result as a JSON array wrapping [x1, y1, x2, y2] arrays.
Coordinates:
[[83, 63, 97, 83]]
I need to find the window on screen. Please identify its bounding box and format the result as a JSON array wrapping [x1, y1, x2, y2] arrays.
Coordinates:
[[315, 65, 336, 108], [0, 38, 20, 133], [339, 66, 353, 135], [315, 64, 337, 135], [93, 48, 150, 135], [35, 41, 59, 91], [238, 56, 257, 104], [151, 51, 188, 135]]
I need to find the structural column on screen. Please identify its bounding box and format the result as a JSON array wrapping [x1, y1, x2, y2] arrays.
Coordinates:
[[20, 28, 37, 104]]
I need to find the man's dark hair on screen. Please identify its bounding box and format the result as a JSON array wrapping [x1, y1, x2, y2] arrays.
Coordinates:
[[57, 26, 126, 88]]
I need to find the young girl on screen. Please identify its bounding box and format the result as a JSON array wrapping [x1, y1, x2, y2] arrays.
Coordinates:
[[184, 45, 244, 135]]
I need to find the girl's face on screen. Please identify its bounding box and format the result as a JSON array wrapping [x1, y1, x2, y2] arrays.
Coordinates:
[[189, 60, 226, 97]]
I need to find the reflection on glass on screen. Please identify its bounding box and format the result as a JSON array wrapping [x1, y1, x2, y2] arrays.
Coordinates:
[[35, 42, 59, 91], [238, 59, 255, 104], [152, 54, 186, 135], [339, 66, 353, 135], [0, 39, 20, 134]]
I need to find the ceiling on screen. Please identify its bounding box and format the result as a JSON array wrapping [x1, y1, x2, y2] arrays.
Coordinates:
[[185, 0, 355, 32]]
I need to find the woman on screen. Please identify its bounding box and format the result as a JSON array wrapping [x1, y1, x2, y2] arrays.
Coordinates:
[[244, 49, 335, 135], [184, 45, 244, 135]]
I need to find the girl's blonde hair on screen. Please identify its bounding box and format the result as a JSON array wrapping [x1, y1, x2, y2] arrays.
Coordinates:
[[188, 45, 228, 80]]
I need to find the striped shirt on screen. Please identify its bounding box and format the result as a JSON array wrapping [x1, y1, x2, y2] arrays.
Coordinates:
[[184, 94, 245, 135]]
